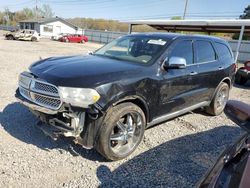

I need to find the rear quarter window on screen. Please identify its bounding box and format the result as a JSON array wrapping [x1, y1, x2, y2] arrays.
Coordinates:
[[215, 42, 233, 60]]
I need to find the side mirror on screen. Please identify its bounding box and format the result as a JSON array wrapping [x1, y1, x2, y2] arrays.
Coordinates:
[[87, 51, 93, 55], [224, 100, 250, 133], [164, 57, 187, 69]]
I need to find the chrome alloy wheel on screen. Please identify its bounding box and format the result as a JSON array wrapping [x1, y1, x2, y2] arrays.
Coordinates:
[[109, 112, 143, 156], [216, 87, 228, 109]]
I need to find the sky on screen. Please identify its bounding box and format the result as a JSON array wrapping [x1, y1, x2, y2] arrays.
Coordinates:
[[0, 0, 249, 20]]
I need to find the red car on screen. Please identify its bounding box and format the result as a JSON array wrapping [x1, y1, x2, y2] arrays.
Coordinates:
[[235, 60, 250, 85], [59, 34, 88, 43]]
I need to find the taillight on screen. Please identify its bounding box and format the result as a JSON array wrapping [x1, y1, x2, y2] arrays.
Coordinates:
[[232, 63, 237, 73]]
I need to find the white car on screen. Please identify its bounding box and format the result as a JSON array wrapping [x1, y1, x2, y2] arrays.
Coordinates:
[[51, 33, 66, 41], [5, 29, 40, 41]]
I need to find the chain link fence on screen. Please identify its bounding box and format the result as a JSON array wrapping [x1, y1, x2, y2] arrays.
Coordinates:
[[228, 40, 250, 63], [0, 25, 19, 31], [84, 29, 126, 44], [84, 29, 250, 63]]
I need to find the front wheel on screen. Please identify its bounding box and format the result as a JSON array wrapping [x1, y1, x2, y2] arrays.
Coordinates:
[[96, 102, 145, 161], [206, 82, 229, 116], [6, 35, 14, 40]]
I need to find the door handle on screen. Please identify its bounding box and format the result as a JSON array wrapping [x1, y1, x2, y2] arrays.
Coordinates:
[[218, 66, 224, 70], [189, 71, 198, 76]]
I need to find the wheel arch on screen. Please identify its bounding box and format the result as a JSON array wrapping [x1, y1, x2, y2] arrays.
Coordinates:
[[221, 77, 232, 89], [210, 77, 232, 102], [111, 96, 150, 123], [6, 34, 14, 38]]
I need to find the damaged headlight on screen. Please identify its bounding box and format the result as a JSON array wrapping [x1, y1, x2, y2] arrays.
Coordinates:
[[58, 87, 100, 108]]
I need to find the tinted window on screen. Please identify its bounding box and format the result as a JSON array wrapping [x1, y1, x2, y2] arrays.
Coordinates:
[[170, 40, 193, 65], [196, 41, 216, 63], [215, 42, 232, 59]]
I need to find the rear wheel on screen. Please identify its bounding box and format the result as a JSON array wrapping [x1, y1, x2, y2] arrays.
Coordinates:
[[96, 102, 145, 161], [80, 39, 85, 44], [65, 38, 69, 43], [235, 72, 248, 85], [6, 35, 14, 40], [206, 82, 229, 116]]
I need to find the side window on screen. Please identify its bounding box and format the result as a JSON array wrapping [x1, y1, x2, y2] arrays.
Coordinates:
[[215, 42, 233, 59], [195, 41, 216, 63], [170, 40, 193, 65]]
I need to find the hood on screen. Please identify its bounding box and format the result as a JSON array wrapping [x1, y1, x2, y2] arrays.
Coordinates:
[[30, 55, 144, 88]]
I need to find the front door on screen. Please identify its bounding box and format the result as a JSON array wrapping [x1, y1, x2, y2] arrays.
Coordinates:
[[157, 39, 200, 117]]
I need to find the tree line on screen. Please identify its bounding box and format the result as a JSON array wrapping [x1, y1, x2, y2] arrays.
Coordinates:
[[0, 4, 249, 35], [0, 5, 54, 26]]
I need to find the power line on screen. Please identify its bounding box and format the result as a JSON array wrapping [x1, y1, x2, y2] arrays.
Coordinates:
[[0, 0, 35, 8]]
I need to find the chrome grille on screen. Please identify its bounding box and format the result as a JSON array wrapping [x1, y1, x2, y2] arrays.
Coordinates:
[[19, 74, 31, 89], [18, 73, 62, 110], [19, 87, 30, 99], [33, 81, 58, 95], [33, 93, 61, 109]]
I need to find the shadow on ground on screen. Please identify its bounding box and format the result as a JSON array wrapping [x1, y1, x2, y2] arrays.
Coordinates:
[[0, 102, 105, 161], [0, 102, 243, 187], [233, 80, 250, 90], [96, 126, 242, 188]]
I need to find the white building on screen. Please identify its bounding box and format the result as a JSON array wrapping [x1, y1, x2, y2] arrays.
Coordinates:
[[19, 17, 84, 38]]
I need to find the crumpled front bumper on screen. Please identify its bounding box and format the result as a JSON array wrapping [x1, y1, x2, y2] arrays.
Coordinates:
[[15, 88, 101, 149], [15, 89, 59, 115]]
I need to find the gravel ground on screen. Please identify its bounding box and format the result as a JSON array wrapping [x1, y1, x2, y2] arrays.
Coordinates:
[[0, 31, 250, 188]]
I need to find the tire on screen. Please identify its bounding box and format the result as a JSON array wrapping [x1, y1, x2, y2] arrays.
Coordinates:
[[31, 37, 37, 42], [96, 102, 146, 161], [80, 40, 85, 44], [235, 72, 248, 85], [65, 38, 69, 43], [206, 82, 230, 116], [6, 35, 14, 40]]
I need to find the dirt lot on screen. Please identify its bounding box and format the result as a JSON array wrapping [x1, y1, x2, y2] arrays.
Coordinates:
[[0, 31, 250, 188]]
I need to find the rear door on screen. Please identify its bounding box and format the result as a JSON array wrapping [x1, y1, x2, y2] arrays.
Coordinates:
[[194, 39, 225, 102], [158, 39, 201, 116]]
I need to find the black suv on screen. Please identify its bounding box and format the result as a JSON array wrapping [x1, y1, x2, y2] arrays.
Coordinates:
[[16, 33, 235, 160]]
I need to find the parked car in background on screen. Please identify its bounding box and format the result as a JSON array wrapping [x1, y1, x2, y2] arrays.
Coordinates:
[[5, 29, 40, 42], [198, 100, 250, 188], [51, 33, 67, 41], [16, 33, 235, 160], [235, 60, 250, 85], [59, 34, 88, 43]]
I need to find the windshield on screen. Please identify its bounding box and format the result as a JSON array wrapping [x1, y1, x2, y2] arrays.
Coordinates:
[[94, 36, 168, 64]]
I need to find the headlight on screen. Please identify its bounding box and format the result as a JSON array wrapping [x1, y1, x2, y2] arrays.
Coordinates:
[[58, 87, 100, 108]]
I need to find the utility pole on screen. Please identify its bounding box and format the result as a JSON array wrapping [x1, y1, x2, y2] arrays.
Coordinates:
[[183, 0, 189, 20], [35, 0, 38, 20]]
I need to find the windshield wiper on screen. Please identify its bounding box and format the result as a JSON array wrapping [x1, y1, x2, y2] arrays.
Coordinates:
[[94, 54, 123, 61]]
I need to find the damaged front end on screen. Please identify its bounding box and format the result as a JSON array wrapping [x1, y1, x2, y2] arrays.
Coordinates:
[[16, 72, 103, 148]]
